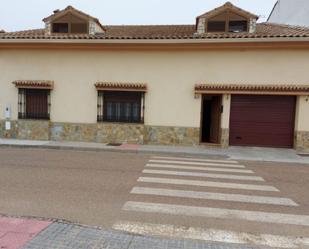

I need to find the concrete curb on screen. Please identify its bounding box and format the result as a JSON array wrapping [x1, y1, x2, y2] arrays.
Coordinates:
[[1, 140, 309, 164], [0, 143, 228, 158]]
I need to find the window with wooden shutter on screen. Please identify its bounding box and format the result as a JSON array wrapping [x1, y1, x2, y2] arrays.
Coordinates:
[[18, 89, 50, 120], [97, 91, 145, 123]]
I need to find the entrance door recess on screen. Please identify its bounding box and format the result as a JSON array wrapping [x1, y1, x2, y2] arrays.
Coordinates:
[[229, 95, 296, 148], [201, 95, 222, 144]]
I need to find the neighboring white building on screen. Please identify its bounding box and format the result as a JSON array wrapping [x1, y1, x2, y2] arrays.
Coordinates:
[[268, 0, 309, 27]]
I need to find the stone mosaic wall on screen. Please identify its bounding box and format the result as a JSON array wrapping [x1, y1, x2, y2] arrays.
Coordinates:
[[51, 123, 97, 142], [97, 123, 144, 144], [50, 122, 144, 144], [144, 126, 200, 146], [295, 131, 309, 152], [2, 119, 309, 151], [0, 120, 201, 147], [0, 120, 18, 139], [17, 120, 50, 140]]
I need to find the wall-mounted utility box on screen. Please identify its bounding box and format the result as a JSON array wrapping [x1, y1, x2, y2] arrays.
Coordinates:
[[5, 121, 11, 130], [5, 106, 11, 119]]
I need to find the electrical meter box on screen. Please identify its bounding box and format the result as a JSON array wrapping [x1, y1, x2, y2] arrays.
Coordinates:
[[5, 106, 11, 119], [5, 121, 11, 131]]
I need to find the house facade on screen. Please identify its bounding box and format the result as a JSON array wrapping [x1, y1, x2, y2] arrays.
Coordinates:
[[1, 2, 309, 152]]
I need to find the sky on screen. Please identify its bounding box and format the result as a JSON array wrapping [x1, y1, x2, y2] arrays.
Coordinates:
[[0, 0, 277, 32]]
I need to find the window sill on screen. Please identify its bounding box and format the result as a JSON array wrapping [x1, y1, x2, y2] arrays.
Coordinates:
[[18, 118, 50, 121], [97, 121, 144, 125]]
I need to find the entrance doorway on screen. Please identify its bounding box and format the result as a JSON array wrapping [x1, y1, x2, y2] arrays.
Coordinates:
[[201, 95, 222, 144]]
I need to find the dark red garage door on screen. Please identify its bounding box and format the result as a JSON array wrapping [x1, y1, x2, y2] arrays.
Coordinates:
[[230, 95, 296, 148]]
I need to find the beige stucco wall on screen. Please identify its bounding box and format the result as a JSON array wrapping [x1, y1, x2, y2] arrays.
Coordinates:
[[221, 94, 231, 129], [295, 96, 309, 131], [0, 48, 309, 130]]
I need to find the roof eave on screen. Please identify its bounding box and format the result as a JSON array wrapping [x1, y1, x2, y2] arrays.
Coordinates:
[[1, 37, 309, 44]]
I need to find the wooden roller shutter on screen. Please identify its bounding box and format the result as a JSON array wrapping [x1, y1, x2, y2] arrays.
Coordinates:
[[230, 95, 296, 148]]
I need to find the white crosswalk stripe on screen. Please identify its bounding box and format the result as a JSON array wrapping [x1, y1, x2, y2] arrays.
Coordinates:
[[143, 169, 265, 181], [123, 201, 309, 227], [146, 163, 254, 174], [113, 221, 309, 249], [114, 156, 303, 248], [152, 156, 239, 164], [130, 187, 298, 206], [138, 177, 279, 192], [149, 159, 246, 168]]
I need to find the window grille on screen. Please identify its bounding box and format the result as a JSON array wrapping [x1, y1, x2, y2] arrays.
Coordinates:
[[97, 91, 145, 123], [18, 89, 51, 120]]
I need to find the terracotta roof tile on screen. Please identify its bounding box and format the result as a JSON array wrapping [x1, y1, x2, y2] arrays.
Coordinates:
[[95, 82, 147, 91], [1, 23, 309, 40], [42, 5, 105, 31], [13, 80, 54, 89], [43, 5, 98, 22], [197, 2, 259, 20], [195, 84, 309, 95]]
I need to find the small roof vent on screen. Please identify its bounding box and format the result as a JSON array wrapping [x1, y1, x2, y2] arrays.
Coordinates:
[[53, 9, 60, 14]]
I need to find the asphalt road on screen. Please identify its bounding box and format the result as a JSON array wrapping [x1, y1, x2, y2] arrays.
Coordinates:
[[0, 147, 308, 248]]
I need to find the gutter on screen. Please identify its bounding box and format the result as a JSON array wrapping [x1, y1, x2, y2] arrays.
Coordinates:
[[1, 37, 309, 44]]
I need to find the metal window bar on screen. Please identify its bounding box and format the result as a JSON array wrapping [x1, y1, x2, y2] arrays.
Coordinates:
[[18, 89, 50, 120], [141, 92, 145, 123], [98, 91, 145, 124], [47, 91, 51, 119], [18, 88, 26, 119], [97, 91, 104, 121]]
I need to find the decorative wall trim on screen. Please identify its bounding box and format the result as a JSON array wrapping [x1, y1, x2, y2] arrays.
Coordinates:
[[195, 84, 309, 96], [13, 80, 54, 90], [95, 82, 147, 92]]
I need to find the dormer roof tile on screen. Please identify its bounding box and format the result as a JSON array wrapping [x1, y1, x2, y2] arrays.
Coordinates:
[[197, 2, 259, 20]]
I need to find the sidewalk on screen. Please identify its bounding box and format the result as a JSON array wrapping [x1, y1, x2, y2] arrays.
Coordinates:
[[1, 215, 258, 249], [0, 138, 308, 164]]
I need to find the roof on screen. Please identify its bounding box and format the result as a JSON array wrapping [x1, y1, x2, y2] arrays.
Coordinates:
[[43, 5, 105, 31], [197, 2, 259, 20], [1, 23, 309, 40]]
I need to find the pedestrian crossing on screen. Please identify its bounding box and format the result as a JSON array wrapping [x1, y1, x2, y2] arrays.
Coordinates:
[[113, 155, 309, 248], [143, 169, 264, 181], [130, 187, 298, 206], [138, 177, 279, 191], [149, 159, 246, 168], [146, 163, 254, 174]]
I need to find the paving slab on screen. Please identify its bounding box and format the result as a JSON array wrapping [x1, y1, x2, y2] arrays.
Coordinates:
[[0, 216, 51, 249], [23, 221, 259, 249]]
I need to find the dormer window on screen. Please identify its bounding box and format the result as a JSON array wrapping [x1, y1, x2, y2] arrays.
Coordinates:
[[196, 2, 259, 35], [43, 6, 105, 35], [229, 21, 248, 33], [206, 11, 249, 33], [53, 23, 69, 33], [208, 21, 225, 32], [51, 13, 88, 34]]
